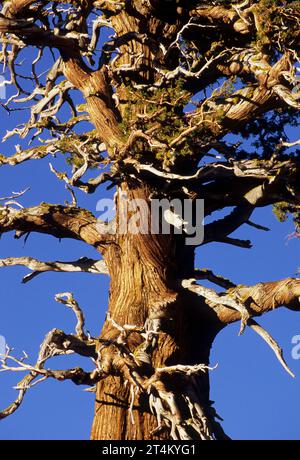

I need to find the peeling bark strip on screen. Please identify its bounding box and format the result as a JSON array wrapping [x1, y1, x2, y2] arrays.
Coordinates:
[[0, 0, 299, 440]]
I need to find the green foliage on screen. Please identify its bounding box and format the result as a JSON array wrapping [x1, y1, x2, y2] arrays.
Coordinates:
[[118, 78, 193, 164], [273, 202, 300, 230], [273, 202, 289, 222], [54, 131, 100, 170], [255, 0, 300, 51]]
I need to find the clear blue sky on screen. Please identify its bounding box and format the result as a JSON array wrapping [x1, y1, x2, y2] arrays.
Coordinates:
[[0, 49, 300, 441]]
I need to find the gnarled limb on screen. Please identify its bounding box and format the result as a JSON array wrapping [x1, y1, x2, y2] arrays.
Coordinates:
[[182, 276, 300, 377], [0, 203, 113, 249], [182, 276, 300, 327], [181, 156, 300, 221], [191, 4, 252, 36], [212, 277, 300, 325], [194, 52, 297, 137], [61, 59, 125, 152], [0, 144, 57, 166]]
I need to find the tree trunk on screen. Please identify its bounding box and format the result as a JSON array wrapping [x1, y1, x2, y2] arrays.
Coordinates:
[[90, 183, 223, 440]]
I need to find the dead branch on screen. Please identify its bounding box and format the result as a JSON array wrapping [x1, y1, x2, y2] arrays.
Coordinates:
[[0, 256, 108, 283], [193, 268, 236, 290], [55, 292, 87, 340], [182, 276, 297, 377], [0, 320, 99, 420], [247, 319, 295, 378]]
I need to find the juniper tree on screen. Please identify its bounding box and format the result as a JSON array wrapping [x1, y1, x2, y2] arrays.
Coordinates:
[[0, 0, 299, 440]]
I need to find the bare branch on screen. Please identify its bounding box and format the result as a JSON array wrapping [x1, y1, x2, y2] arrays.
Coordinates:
[[193, 268, 236, 290], [0, 131, 104, 169], [0, 286, 104, 420], [55, 292, 87, 340], [246, 220, 270, 232], [0, 256, 108, 283], [0, 324, 99, 420], [0, 188, 30, 202], [248, 319, 295, 378], [282, 139, 300, 148]]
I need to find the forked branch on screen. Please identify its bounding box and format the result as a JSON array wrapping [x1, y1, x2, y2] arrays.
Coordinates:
[[182, 276, 300, 377]]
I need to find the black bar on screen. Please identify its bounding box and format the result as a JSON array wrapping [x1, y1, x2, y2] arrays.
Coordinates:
[[0, 440, 299, 457]]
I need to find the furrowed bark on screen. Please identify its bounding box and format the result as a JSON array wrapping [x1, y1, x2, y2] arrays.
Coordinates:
[[211, 278, 300, 326], [0, 203, 112, 249], [61, 57, 125, 152], [91, 183, 220, 440]]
